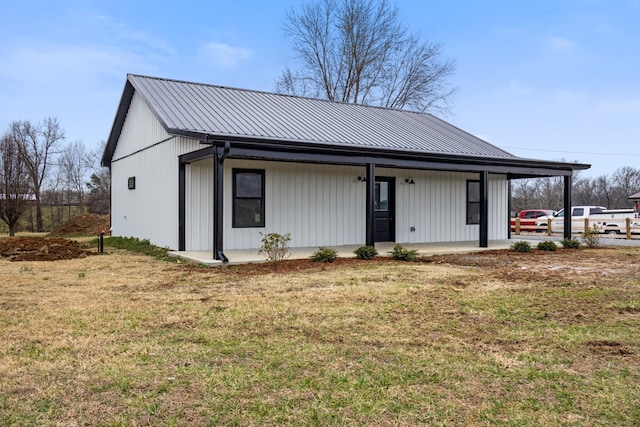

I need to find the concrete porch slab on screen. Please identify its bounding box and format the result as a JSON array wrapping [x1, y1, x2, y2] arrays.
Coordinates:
[[168, 240, 518, 267]]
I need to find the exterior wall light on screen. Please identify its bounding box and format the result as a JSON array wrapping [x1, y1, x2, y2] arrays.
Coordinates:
[[405, 176, 415, 184], [357, 174, 367, 182]]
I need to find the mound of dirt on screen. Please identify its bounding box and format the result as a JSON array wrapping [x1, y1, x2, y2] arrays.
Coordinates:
[[0, 237, 96, 261], [48, 214, 110, 237]]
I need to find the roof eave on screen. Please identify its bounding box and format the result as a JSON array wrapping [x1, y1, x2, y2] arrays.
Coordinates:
[[180, 130, 590, 177]]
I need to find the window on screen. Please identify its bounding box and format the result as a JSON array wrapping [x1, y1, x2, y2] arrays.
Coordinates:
[[375, 181, 389, 211], [467, 180, 480, 224], [233, 169, 265, 228]]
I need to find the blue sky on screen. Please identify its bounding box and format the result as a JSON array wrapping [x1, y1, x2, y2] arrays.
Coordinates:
[[1, 0, 638, 178]]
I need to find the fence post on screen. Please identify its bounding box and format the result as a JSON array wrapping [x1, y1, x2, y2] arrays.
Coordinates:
[[516, 218, 520, 235], [98, 232, 104, 254], [627, 217, 631, 240], [546, 218, 552, 236], [584, 218, 589, 235]]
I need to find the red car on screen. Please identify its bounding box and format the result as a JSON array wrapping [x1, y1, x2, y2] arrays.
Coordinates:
[[510, 209, 555, 232]]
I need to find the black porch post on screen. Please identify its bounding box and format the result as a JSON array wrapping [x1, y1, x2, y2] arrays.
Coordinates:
[[507, 179, 512, 239], [564, 174, 572, 239], [178, 162, 185, 251], [479, 170, 489, 248], [365, 163, 376, 247]]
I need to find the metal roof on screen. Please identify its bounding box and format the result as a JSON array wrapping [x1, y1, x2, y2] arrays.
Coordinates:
[[102, 74, 590, 176], [114, 74, 514, 155]]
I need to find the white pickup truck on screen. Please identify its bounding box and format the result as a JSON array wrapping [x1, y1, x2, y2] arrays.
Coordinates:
[[535, 205, 640, 234]]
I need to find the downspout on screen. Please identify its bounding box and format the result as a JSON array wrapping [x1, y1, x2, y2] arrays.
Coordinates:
[[214, 142, 230, 263]]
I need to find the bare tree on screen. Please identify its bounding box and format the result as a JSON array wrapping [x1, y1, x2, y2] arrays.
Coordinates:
[[536, 176, 564, 210], [85, 141, 110, 215], [511, 178, 541, 213], [0, 133, 31, 236], [277, 0, 457, 113], [572, 176, 597, 206], [60, 140, 91, 213], [85, 170, 110, 214], [611, 166, 640, 208], [11, 118, 65, 232], [593, 175, 614, 208], [512, 165, 640, 213]]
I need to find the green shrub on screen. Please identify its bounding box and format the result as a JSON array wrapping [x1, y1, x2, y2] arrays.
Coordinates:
[[511, 241, 531, 253], [561, 238, 581, 249], [258, 232, 291, 271], [389, 244, 418, 262], [101, 236, 173, 261], [310, 246, 338, 262], [580, 225, 601, 248], [354, 245, 378, 260], [537, 240, 558, 251]]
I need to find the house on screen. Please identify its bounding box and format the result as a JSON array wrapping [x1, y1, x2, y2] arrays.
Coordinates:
[[629, 192, 640, 211], [102, 74, 590, 261]]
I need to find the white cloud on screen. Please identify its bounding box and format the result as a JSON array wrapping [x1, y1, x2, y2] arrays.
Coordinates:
[[197, 42, 252, 69], [548, 36, 577, 52], [97, 16, 177, 56]]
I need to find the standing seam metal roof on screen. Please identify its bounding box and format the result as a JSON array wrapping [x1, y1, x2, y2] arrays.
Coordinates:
[[123, 74, 515, 159]]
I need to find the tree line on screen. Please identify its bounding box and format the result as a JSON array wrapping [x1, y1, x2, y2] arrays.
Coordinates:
[[511, 166, 640, 214], [0, 118, 109, 236]]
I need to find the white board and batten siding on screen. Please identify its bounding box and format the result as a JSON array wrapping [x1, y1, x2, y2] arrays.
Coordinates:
[[222, 160, 365, 250], [185, 159, 214, 251], [384, 168, 508, 244], [110, 91, 201, 250], [185, 160, 509, 251]]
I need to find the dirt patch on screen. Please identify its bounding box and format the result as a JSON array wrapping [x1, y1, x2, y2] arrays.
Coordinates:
[[197, 246, 640, 282], [420, 247, 640, 284], [47, 214, 110, 237], [210, 256, 395, 276], [0, 237, 96, 261]]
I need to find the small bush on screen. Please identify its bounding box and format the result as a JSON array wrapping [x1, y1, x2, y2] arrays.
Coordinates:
[[389, 244, 418, 262], [580, 225, 601, 248], [354, 245, 378, 260], [258, 232, 292, 271], [537, 241, 558, 251], [310, 246, 338, 262], [511, 241, 531, 253], [561, 238, 581, 249]]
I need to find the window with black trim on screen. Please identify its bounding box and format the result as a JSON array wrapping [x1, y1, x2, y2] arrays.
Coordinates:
[[233, 169, 265, 228], [467, 180, 480, 224]]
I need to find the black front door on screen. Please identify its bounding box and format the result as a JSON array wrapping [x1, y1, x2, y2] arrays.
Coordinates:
[[374, 177, 395, 242]]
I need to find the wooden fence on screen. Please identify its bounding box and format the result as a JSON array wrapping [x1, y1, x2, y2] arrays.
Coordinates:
[[512, 217, 640, 239]]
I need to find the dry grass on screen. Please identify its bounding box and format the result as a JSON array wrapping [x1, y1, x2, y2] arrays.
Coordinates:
[[1, 246, 639, 425]]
